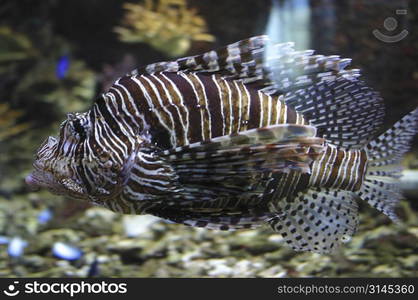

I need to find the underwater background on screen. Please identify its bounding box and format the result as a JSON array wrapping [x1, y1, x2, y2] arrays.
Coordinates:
[[0, 0, 417, 277]]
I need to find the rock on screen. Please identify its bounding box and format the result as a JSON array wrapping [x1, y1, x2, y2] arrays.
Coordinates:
[[398, 255, 418, 270], [8, 237, 28, 258], [207, 259, 235, 277], [257, 265, 287, 278], [52, 242, 83, 261], [122, 215, 160, 238]]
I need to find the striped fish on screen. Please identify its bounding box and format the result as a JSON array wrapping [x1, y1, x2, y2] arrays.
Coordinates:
[[26, 36, 418, 253]]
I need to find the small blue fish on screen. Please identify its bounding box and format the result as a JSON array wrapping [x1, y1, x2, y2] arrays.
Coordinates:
[[56, 55, 70, 79], [38, 208, 53, 224], [52, 242, 82, 261], [8, 237, 28, 258]]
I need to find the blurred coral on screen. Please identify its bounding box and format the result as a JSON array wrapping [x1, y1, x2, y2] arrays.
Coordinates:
[[114, 0, 215, 57]]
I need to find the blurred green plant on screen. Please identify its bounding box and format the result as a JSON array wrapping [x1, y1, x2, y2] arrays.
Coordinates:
[[114, 0, 215, 57], [13, 57, 96, 114], [0, 26, 37, 65], [0, 26, 95, 118], [0, 103, 30, 142]]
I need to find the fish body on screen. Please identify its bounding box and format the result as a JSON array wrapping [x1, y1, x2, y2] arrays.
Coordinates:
[[26, 36, 418, 253]]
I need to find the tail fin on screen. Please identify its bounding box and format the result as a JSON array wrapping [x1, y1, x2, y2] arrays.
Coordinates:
[[358, 108, 418, 221]]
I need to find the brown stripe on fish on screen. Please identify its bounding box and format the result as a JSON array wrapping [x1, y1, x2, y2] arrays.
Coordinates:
[[113, 78, 144, 130], [92, 100, 126, 163], [309, 145, 335, 187], [323, 149, 347, 189], [222, 79, 238, 134], [124, 75, 174, 148], [247, 86, 262, 129], [213, 75, 234, 134], [294, 172, 310, 192], [278, 96, 287, 124], [353, 149, 368, 191], [160, 72, 204, 144], [148, 74, 188, 146], [258, 91, 270, 127], [98, 95, 132, 157], [323, 148, 345, 188], [286, 105, 297, 124], [310, 146, 367, 192], [340, 150, 360, 190], [334, 150, 354, 189], [236, 80, 252, 131], [139, 75, 177, 146], [108, 79, 143, 134], [197, 74, 228, 137], [158, 73, 192, 145], [185, 73, 213, 140], [329, 149, 359, 190], [118, 76, 155, 127], [228, 79, 243, 133], [174, 73, 206, 143]]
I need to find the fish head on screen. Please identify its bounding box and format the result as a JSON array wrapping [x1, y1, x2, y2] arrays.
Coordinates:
[[26, 110, 138, 204], [26, 112, 92, 200]]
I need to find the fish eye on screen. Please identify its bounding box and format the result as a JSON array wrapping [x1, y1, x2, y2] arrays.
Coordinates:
[[73, 119, 85, 137], [65, 113, 89, 140], [71, 119, 87, 139]]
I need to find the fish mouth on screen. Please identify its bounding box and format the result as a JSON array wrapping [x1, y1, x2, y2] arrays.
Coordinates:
[[25, 173, 41, 191], [25, 160, 47, 191], [25, 162, 86, 198], [25, 160, 56, 192]]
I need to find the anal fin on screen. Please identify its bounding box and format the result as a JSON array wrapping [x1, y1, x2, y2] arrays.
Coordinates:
[[268, 188, 358, 253]]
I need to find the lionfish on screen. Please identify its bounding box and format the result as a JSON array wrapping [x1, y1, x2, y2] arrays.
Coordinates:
[[26, 36, 417, 253]]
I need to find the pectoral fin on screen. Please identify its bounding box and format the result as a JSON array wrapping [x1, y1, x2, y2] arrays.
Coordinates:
[[160, 124, 324, 195]]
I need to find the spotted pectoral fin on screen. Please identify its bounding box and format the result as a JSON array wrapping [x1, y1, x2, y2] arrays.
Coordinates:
[[160, 124, 324, 179], [268, 188, 358, 254]]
